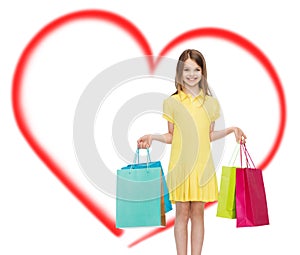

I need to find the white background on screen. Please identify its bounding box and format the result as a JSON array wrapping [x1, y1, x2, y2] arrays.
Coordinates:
[[0, 0, 299, 254]]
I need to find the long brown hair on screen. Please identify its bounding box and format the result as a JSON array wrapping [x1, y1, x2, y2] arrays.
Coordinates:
[[174, 49, 212, 97]]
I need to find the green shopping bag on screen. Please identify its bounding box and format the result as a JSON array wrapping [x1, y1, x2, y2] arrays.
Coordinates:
[[116, 149, 166, 228], [216, 144, 239, 219]]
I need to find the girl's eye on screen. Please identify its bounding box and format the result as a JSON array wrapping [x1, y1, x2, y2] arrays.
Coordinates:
[[183, 68, 201, 72]]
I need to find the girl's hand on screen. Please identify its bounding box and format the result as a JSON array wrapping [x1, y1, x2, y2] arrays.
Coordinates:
[[233, 127, 247, 144], [137, 135, 152, 149]]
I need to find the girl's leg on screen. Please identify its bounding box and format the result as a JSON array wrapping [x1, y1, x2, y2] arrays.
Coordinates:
[[190, 201, 205, 255], [174, 202, 190, 255]]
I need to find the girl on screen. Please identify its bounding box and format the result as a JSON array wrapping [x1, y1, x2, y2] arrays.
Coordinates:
[[137, 49, 246, 255]]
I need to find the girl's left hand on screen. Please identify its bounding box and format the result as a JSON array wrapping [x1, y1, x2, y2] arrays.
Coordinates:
[[233, 127, 247, 144]]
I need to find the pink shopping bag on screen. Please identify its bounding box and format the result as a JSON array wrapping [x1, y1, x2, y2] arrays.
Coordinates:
[[235, 144, 269, 227]]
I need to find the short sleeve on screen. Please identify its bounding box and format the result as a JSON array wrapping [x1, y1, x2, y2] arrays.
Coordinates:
[[162, 98, 174, 123], [205, 97, 220, 122]]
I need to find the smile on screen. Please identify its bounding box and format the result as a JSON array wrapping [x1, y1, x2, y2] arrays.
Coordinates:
[[187, 77, 199, 81]]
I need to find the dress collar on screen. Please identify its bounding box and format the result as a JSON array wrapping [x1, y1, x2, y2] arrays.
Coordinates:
[[178, 89, 205, 102]]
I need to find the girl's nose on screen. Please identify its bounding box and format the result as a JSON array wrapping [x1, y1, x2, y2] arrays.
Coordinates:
[[189, 70, 195, 76], [187, 70, 193, 75]]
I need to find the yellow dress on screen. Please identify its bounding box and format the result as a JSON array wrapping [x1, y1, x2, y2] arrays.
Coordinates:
[[162, 90, 220, 203]]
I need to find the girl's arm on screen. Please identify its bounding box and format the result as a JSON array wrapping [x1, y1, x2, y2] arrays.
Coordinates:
[[209, 122, 247, 143], [137, 121, 174, 149]]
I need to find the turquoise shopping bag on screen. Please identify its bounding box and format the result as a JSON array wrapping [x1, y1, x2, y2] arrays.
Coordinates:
[[116, 149, 170, 228], [120, 160, 172, 213]]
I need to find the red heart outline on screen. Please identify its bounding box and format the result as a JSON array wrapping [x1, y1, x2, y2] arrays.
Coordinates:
[[11, 9, 286, 247]]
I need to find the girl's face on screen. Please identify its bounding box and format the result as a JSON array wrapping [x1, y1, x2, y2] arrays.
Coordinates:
[[182, 58, 202, 88]]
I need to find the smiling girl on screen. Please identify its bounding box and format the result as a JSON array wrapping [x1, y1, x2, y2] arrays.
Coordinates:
[[137, 49, 246, 255]]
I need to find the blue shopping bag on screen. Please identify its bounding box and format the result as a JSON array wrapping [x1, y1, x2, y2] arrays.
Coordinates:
[[116, 149, 172, 228]]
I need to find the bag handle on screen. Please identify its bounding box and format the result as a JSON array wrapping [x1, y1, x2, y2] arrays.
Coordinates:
[[227, 143, 240, 166], [129, 148, 151, 171], [133, 148, 151, 164], [130, 148, 152, 173], [239, 143, 256, 169]]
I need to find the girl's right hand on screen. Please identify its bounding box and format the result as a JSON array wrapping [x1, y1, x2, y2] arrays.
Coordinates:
[[137, 135, 152, 149]]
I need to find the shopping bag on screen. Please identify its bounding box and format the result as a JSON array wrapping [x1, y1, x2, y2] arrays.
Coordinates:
[[235, 144, 269, 227], [216, 144, 239, 219], [116, 149, 171, 228], [119, 149, 172, 213], [216, 166, 237, 219]]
